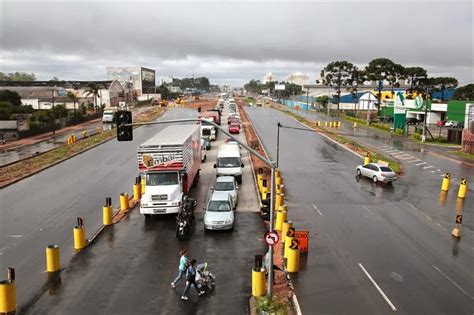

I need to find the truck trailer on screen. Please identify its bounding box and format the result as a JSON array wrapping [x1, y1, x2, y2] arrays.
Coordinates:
[[137, 125, 201, 216]]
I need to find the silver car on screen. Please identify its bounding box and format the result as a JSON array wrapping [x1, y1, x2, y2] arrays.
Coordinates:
[[204, 191, 235, 231], [213, 176, 238, 208], [356, 163, 397, 184]]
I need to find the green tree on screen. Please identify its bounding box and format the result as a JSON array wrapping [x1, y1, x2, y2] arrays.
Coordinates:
[[453, 84, 474, 101], [365, 58, 397, 113], [386, 63, 406, 96], [83, 82, 100, 112], [433, 77, 458, 101], [321, 60, 359, 114], [316, 95, 329, 108], [404, 67, 427, 94], [0, 72, 37, 81], [67, 91, 79, 124], [0, 90, 22, 106]]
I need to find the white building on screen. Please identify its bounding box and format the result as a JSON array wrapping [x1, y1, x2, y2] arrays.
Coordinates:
[[262, 72, 277, 84], [287, 72, 309, 87]]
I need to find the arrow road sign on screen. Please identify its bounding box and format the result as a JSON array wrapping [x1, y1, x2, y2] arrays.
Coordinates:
[[264, 231, 279, 245], [456, 215, 463, 224], [290, 238, 300, 250]]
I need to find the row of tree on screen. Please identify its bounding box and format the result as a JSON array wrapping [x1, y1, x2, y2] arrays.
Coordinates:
[[243, 79, 302, 97], [319, 58, 459, 113]]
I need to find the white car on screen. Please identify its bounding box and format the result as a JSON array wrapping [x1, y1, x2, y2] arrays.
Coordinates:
[[102, 110, 115, 123], [213, 176, 238, 208], [356, 163, 397, 184], [204, 191, 235, 231]]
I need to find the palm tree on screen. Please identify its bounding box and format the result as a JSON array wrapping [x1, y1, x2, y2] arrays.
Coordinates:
[[83, 82, 100, 112], [67, 91, 78, 124]]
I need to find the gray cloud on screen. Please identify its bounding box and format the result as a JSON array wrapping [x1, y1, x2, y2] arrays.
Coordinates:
[[1, 1, 472, 85]]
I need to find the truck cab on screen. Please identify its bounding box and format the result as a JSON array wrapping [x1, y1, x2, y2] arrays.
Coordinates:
[[140, 171, 184, 216], [201, 123, 216, 141]]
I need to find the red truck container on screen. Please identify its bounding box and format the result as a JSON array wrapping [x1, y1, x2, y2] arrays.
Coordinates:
[[137, 124, 201, 216], [199, 111, 220, 125]]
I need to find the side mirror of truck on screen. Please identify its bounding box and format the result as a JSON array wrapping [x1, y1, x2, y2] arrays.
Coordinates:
[[213, 164, 217, 168]]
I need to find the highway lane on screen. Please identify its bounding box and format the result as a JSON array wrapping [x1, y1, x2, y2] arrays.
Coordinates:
[[22, 101, 265, 314], [285, 108, 474, 188], [0, 108, 198, 309], [246, 106, 474, 314]]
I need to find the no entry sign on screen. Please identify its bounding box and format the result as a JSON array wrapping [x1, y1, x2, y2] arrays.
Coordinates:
[[264, 231, 279, 245]]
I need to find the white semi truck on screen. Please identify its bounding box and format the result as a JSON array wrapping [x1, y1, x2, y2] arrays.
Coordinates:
[[137, 125, 201, 216]]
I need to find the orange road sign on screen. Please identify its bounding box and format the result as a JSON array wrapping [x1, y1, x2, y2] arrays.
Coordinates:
[[456, 215, 463, 224], [294, 231, 309, 253]]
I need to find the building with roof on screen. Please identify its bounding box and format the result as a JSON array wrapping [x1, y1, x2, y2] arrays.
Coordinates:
[[262, 72, 276, 84]]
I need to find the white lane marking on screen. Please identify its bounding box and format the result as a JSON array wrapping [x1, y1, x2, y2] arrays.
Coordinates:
[[415, 162, 427, 166], [4, 235, 23, 238], [312, 203, 322, 216], [436, 223, 443, 228], [362, 205, 375, 215], [377, 145, 390, 149], [423, 165, 434, 170], [437, 169, 441, 172], [431, 170, 435, 173], [432, 265, 474, 300], [406, 159, 419, 163], [402, 201, 419, 212], [359, 263, 397, 311], [426, 215, 432, 221]]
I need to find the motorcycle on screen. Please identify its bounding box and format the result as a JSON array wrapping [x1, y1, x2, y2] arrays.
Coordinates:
[[175, 197, 197, 240], [195, 262, 216, 291]]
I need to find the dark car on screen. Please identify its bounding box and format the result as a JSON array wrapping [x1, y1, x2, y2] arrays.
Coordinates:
[[406, 118, 422, 125]]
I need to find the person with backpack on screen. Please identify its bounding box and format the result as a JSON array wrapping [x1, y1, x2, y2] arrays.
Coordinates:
[[171, 248, 189, 288], [181, 259, 205, 300]]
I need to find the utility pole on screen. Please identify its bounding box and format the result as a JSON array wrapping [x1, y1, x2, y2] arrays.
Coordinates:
[[52, 87, 56, 135], [422, 86, 429, 143]]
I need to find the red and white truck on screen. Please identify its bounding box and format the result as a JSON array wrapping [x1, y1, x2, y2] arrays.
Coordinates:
[[137, 125, 201, 216]]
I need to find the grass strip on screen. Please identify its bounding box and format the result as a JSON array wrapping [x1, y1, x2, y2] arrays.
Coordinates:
[[448, 150, 474, 162], [281, 109, 402, 173]]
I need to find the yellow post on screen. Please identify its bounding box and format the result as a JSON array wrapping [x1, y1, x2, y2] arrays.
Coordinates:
[[337, 121, 341, 128], [364, 152, 371, 165], [72, 134, 76, 142], [324, 121, 328, 127], [275, 176, 283, 186], [120, 193, 129, 211], [276, 184, 284, 194], [46, 245, 60, 272], [82, 130, 88, 138], [278, 204, 288, 213], [287, 247, 300, 273], [317, 121, 320, 126], [103, 205, 113, 225], [73, 226, 86, 250], [284, 236, 294, 258], [133, 183, 141, 201], [257, 174, 264, 192], [282, 221, 292, 243], [457, 179, 467, 199], [251, 269, 266, 297], [275, 193, 284, 208], [0, 281, 16, 314], [441, 173, 451, 192], [353, 122, 357, 128], [275, 210, 287, 231], [141, 176, 146, 196], [275, 169, 281, 178]]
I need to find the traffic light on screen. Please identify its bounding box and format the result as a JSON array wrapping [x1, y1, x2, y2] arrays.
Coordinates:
[[116, 110, 133, 141]]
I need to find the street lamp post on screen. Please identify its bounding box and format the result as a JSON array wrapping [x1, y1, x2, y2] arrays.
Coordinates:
[[52, 87, 56, 135], [422, 86, 429, 143]]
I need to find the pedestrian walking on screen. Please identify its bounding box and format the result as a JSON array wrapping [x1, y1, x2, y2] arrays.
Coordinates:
[[171, 248, 189, 288], [181, 259, 205, 300]]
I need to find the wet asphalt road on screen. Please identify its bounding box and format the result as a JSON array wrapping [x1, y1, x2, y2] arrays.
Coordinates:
[[0, 108, 200, 310], [10, 103, 266, 314], [285, 108, 474, 188], [246, 107, 474, 314]]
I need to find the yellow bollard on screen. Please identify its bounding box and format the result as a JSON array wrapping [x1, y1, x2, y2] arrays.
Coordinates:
[[141, 176, 146, 196], [441, 173, 451, 192], [281, 221, 292, 243], [275, 176, 283, 186], [251, 269, 266, 297], [257, 174, 264, 192], [457, 179, 467, 199], [337, 121, 341, 128], [324, 121, 328, 127], [284, 235, 294, 258], [275, 193, 284, 208], [364, 152, 371, 165], [120, 193, 129, 211], [82, 130, 88, 138], [72, 134, 76, 142], [46, 245, 60, 272], [317, 121, 320, 126], [275, 169, 281, 178], [287, 246, 300, 273], [103, 205, 113, 225], [353, 122, 357, 128], [278, 204, 288, 213], [276, 184, 284, 194], [275, 210, 287, 231], [133, 183, 141, 201], [0, 281, 16, 314], [73, 226, 86, 250]]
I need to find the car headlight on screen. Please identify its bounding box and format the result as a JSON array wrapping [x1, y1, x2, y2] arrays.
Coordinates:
[[224, 220, 232, 224], [141, 203, 148, 207], [171, 201, 180, 207]]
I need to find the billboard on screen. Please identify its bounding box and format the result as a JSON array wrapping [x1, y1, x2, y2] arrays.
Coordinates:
[[275, 84, 286, 91], [141, 68, 156, 95]]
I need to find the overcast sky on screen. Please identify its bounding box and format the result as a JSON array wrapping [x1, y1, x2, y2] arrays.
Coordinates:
[[1, 0, 473, 86]]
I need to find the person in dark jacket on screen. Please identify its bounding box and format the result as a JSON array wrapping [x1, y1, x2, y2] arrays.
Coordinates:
[[181, 259, 205, 300]]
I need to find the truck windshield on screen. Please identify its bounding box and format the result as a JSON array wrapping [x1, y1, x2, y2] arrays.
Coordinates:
[[214, 181, 234, 191], [217, 157, 240, 168], [146, 172, 179, 186], [207, 200, 231, 212], [202, 129, 211, 136]]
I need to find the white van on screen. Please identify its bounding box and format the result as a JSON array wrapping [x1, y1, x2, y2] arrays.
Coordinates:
[[214, 144, 243, 184]]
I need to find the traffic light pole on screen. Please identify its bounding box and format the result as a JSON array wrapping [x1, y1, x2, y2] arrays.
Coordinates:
[[125, 118, 277, 297]]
